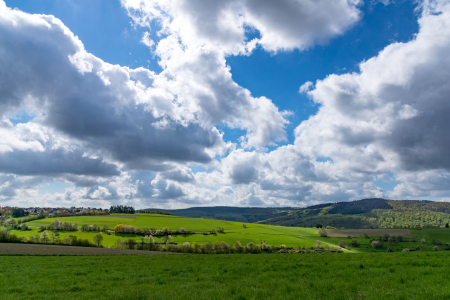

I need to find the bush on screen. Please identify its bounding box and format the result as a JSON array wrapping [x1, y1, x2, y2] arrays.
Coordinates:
[[421, 238, 426, 243], [371, 241, 384, 249], [351, 239, 359, 247], [386, 248, 393, 252], [316, 240, 321, 248], [433, 246, 439, 251], [339, 240, 347, 248], [398, 235, 404, 242], [319, 229, 328, 237], [401, 248, 410, 252]]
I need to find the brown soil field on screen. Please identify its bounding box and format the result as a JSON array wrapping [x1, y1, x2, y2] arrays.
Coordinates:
[[325, 229, 412, 238], [95, 215, 137, 219], [0, 243, 183, 255]]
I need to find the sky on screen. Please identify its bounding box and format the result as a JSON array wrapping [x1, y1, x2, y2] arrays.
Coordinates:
[[1, 0, 450, 209]]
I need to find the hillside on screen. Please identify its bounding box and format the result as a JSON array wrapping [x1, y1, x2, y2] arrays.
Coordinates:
[[154, 199, 450, 229], [258, 199, 450, 228], [140, 206, 301, 223]]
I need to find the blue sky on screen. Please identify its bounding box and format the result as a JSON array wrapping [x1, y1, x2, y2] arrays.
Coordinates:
[[1, 0, 450, 208]]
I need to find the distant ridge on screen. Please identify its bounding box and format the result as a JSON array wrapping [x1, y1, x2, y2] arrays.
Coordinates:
[[259, 198, 450, 228], [139, 206, 300, 223], [143, 199, 450, 229]]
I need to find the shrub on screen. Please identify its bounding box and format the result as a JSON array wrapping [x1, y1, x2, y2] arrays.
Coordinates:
[[421, 238, 426, 243], [339, 240, 347, 248], [401, 248, 410, 252], [242, 224, 247, 228], [351, 239, 359, 247], [388, 237, 393, 244], [316, 240, 321, 248], [126, 239, 136, 250], [386, 248, 393, 252], [364, 233, 369, 239], [162, 227, 170, 235], [433, 246, 439, 251], [319, 229, 328, 237], [398, 235, 404, 242], [371, 241, 384, 249]]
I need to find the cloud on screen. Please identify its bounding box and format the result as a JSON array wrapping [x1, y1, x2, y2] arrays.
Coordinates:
[[299, 81, 314, 94], [297, 0, 450, 173], [4, 0, 450, 208], [121, 0, 363, 147], [121, 0, 361, 53], [0, 3, 227, 171]]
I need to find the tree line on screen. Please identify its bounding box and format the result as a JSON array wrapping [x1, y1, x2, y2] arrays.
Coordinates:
[[109, 205, 135, 214]]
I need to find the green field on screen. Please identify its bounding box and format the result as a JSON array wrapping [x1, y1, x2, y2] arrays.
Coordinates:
[[1, 252, 450, 299], [11, 214, 322, 248], [7, 214, 450, 253]]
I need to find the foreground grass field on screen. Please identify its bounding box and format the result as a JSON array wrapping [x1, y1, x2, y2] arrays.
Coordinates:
[[1, 252, 450, 299]]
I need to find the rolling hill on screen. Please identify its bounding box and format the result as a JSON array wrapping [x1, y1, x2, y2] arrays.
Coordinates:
[[153, 199, 450, 229]]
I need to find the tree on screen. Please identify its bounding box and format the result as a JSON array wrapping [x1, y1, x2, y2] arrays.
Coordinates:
[[93, 234, 103, 247], [41, 231, 49, 243]]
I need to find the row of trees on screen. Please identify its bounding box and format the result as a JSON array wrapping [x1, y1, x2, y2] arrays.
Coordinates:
[[45, 220, 78, 231], [112, 224, 226, 236], [113, 225, 196, 236], [110, 205, 135, 214], [117, 237, 344, 254], [81, 224, 110, 232]]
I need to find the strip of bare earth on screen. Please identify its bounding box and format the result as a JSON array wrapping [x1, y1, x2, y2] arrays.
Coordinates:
[[325, 229, 412, 238], [0, 243, 184, 255]]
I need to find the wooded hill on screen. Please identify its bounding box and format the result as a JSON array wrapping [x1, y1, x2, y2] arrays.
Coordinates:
[[156, 199, 450, 229], [140, 206, 302, 223], [258, 199, 450, 229]]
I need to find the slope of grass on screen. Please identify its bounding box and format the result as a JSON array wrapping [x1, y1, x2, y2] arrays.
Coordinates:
[[1, 252, 450, 299], [15, 214, 323, 248], [11, 214, 450, 252]]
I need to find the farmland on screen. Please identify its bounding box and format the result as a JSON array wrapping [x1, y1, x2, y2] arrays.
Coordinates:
[[1, 252, 450, 299], [3, 213, 450, 254]]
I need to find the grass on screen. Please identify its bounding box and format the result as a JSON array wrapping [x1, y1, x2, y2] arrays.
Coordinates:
[[12, 214, 323, 248], [1, 252, 450, 299], [9, 214, 450, 252]]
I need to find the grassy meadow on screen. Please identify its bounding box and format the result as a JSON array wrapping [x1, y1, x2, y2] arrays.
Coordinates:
[[1, 252, 450, 299], [11, 214, 322, 248], [5, 213, 450, 252]]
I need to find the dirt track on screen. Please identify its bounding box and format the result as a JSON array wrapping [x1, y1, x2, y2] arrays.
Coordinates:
[[0, 243, 183, 255], [325, 229, 412, 238]]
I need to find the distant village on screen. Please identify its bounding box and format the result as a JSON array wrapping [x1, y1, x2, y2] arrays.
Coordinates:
[[0, 206, 109, 217]]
